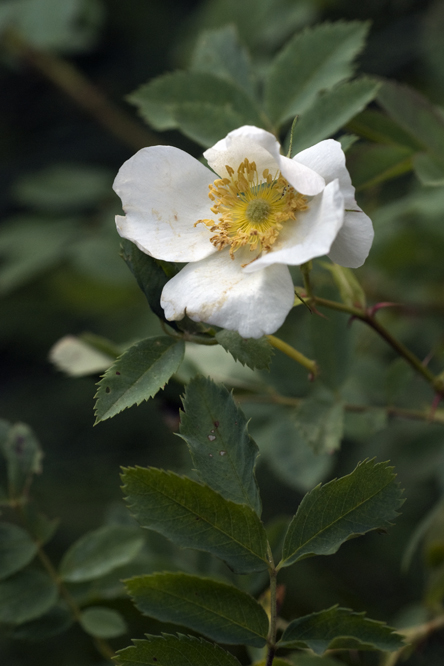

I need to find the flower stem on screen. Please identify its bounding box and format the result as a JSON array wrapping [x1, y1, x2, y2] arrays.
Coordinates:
[[314, 296, 444, 398], [266, 335, 318, 377], [2, 29, 157, 152]]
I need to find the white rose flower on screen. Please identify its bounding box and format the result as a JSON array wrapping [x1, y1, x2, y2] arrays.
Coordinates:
[[113, 125, 373, 339]]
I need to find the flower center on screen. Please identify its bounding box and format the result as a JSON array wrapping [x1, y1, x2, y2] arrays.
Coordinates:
[[196, 157, 307, 260]]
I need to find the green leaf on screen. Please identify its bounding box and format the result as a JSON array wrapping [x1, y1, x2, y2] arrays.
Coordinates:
[[347, 109, 424, 150], [0, 216, 76, 296], [172, 102, 252, 148], [290, 78, 379, 154], [191, 25, 255, 97], [215, 330, 273, 370], [80, 606, 127, 639], [265, 21, 370, 126], [13, 164, 111, 211], [122, 467, 269, 574], [281, 459, 403, 567], [377, 81, 444, 159], [94, 337, 185, 423], [0, 523, 38, 581], [179, 377, 261, 514], [11, 602, 73, 641], [321, 263, 366, 309], [2, 423, 43, 500], [413, 152, 444, 186], [115, 634, 242, 666], [49, 334, 116, 377], [128, 71, 262, 143], [278, 607, 403, 654], [120, 239, 177, 324], [348, 143, 414, 190], [310, 307, 351, 390], [125, 572, 268, 647], [59, 525, 145, 582], [0, 569, 58, 624], [294, 388, 344, 455]]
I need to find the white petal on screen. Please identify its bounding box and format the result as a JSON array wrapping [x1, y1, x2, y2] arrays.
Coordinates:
[[160, 250, 295, 339], [113, 146, 217, 262], [279, 155, 325, 196], [328, 210, 374, 268], [204, 125, 282, 179], [293, 139, 356, 206], [244, 180, 344, 272]]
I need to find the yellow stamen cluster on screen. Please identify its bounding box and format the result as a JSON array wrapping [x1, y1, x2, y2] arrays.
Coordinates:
[[196, 158, 307, 260]]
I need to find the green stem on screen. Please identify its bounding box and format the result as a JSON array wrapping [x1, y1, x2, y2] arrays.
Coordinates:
[[266, 544, 278, 666], [267, 335, 318, 377], [160, 321, 218, 346], [236, 391, 444, 426], [314, 296, 444, 398], [300, 262, 314, 304]]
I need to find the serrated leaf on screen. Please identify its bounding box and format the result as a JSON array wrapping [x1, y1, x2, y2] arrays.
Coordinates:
[[179, 377, 261, 514], [126, 572, 268, 646], [0, 523, 38, 581], [294, 389, 344, 455], [377, 81, 444, 159], [128, 71, 261, 141], [11, 601, 73, 641], [115, 634, 243, 666], [281, 459, 403, 567], [278, 607, 403, 654], [80, 606, 127, 638], [191, 25, 255, 97], [0, 569, 58, 624], [215, 330, 273, 370], [290, 78, 379, 154], [59, 525, 145, 582], [120, 239, 178, 324], [265, 21, 370, 126], [122, 467, 269, 574], [2, 423, 43, 500], [94, 337, 185, 423]]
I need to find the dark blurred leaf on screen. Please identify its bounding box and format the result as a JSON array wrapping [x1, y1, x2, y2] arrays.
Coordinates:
[[11, 602, 73, 641], [413, 152, 444, 186], [294, 388, 344, 455], [377, 81, 444, 159], [94, 337, 185, 423], [0, 217, 77, 296], [125, 572, 268, 646], [0, 569, 58, 625], [0, 523, 37, 581], [122, 467, 269, 574], [13, 164, 111, 211], [191, 25, 255, 97], [59, 525, 145, 582], [179, 376, 261, 514], [115, 634, 242, 666], [279, 607, 403, 654], [215, 330, 273, 370], [310, 307, 351, 390], [80, 606, 127, 638], [290, 79, 379, 154], [349, 143, 414, 190], [347, 109, 424, 149], [2, 423, 43, 500], [127, 71, 262, 143], [265, 21, 369, 126], [120, 239, 178, 324], [281, 460, 403, 567]]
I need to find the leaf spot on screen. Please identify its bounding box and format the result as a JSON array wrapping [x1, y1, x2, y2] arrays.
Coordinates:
[[207, 434, 216, 441], [116, 371, 121, 375], [219, 450, 227, 456], [105, 387, 111, 394], [213, 420, 220, 428]]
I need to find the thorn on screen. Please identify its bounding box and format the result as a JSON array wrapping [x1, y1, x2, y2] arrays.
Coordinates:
[[429, 394, 442, 421], [367, 302, 399, 317]]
